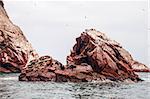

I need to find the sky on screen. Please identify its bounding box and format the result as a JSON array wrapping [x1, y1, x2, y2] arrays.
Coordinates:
[[3, 0, 149, 66]]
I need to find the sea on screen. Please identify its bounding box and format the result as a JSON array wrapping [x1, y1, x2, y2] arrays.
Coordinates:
[[0, 73, 149, 99]]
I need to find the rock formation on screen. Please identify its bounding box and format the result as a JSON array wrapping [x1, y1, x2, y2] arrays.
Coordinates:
[[66, 29, 143, 81], [19, 56, 65, 81], [67, 29, 150, 73], [0, 1, 38, 73], [131, 61, 150, 72], [19, 29, 145, 82]]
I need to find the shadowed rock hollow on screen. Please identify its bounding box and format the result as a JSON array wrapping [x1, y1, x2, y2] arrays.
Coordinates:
[[0, 1, 38, 73], [19, 29, 147, 82]]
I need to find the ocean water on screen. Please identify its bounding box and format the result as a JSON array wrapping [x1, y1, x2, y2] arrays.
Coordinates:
[[0, 73, 149, 99]]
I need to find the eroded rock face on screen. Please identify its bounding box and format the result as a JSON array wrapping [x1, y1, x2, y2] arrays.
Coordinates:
[[0, 1, 38, 73], [66, 29, 142, 82], [19, 29, 145, 82]]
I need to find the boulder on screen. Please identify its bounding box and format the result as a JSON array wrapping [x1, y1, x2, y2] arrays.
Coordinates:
[[0, 1, 38, 73], [19, 29, 144, 82]]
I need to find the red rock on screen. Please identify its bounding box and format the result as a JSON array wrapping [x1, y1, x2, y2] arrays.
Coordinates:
[[66, 29, 142, 82], [131, 61, 150, 72], [19, 56, 62, 81], [19, 29, 145, 82], [0, 1, 38, 73]]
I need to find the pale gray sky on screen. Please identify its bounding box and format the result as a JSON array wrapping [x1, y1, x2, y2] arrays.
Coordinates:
[[4, 0, 149, 66]]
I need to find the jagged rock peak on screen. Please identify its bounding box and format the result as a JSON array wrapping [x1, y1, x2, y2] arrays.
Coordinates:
[[0, 0, 4, 8], [0, 0, 9, 18], [82, 29, 120, 47], [0, 1, 38, 73]]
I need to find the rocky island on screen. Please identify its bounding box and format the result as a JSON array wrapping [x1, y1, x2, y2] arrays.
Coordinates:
[[19, 29, 148, 82], [0, 1, 149, 82]]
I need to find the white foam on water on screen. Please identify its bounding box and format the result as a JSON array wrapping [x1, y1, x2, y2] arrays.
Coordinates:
[[0, 77, 18, 80]]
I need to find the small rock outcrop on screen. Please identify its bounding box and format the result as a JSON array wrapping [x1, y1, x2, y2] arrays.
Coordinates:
[[19, 56, 65, 81], [0, 1, 38, 73], [131, 61, 150, 72], [19, 29, 145, 82]]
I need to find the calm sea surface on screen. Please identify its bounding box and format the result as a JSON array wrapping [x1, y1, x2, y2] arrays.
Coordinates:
[[0, 73, 149, 99]]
